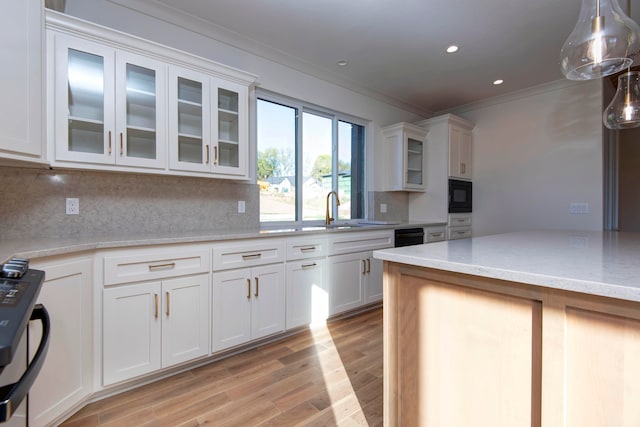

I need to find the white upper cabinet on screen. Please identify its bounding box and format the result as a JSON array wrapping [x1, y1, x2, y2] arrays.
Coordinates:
[[46, 10, 256, 179], [448, 120, 473, 180], [168, 68, 248, 177], [53, 35, 167, 169], [0, 1, 44, 161], [382, 122, 428, 191]]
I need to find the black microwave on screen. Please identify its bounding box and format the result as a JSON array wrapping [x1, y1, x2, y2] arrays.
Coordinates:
[[448, 179, 472, 213]]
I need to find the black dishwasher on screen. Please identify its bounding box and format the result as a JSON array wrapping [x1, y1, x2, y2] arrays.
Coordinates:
[[394, 228, 425, 247]]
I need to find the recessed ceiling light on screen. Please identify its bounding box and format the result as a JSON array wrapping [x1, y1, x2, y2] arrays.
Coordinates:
[[446, 45, 459, 53], [337, 60, 349, 67], [493, 79, 504, 85]]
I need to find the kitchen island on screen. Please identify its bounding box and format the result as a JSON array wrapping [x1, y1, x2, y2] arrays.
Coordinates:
[[374, 230, 640, 427]]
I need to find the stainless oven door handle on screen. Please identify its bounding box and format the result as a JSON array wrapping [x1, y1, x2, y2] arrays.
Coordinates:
[[0, 304, 50, 422]]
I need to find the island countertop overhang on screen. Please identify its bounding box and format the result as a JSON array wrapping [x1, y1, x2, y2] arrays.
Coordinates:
[[374, 230, 640, 303]]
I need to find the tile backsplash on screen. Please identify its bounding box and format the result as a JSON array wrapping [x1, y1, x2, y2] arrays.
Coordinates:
[[0, 167, 259, 239]]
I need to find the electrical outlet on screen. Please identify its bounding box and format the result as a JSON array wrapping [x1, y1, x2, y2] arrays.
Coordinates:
[[66, 198, 79, 215], [569, 202, 589, 214], [380, 203, 387, 213], [238, 200, 245, 214]]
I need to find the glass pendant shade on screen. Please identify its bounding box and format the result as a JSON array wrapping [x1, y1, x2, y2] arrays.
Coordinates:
[[603, 71, 640, 129], [561, 0, 640, 80]]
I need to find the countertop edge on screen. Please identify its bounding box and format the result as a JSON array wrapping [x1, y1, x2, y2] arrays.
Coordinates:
[[1, 221, 446, 263]]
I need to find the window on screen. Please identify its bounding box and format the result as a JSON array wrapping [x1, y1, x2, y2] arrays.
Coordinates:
[[257, 94, 366, 225]]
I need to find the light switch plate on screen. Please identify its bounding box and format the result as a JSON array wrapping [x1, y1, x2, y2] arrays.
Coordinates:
[[380, 203, 387, 213], [238, 200, 245, 213]]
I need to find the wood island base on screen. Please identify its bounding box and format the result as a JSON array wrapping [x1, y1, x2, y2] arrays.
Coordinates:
[[383, 261, 640, 427]]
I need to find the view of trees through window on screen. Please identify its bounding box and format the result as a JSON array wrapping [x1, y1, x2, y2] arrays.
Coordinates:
[[257, 96, 365, 224]]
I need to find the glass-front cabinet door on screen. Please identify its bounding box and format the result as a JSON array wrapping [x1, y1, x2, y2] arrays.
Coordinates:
[[213, 79, 248, 177], [168, 66, 211, 173], [53, 35, 165, 168], [114, 52, 166, 169], [54, 35, 115, 164]]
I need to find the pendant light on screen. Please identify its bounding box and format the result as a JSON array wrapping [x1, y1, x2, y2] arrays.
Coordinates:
[[603, 70, 640, 128], [560, 0, 640, 80]]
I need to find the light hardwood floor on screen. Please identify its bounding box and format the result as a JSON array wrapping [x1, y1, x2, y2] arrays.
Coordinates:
[[61, 308, 383, 427]]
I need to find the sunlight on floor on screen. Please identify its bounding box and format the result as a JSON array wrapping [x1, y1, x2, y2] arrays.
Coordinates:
[[310, 320, 368, 424]]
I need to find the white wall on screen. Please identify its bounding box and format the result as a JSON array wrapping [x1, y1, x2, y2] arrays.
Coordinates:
[[449, 79, 604, 236], [62, 0, 425, 193]]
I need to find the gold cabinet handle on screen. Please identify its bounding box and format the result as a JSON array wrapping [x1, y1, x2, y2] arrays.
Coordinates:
[[108, 131, 112, 155], [362, 259, 367, 274], [214, 146, 218, 165], [366, 258, 371, 274], [461, 162, 466, 174], [148, 262, 176, 271], [206, 144, 210, 164], [242, 253, 262, 260], [246, 278, 251, 299], [254, 277, 259, 297], [300, 246, 316, 253], [154, 293, 159, 319], [301, 262, 317, 269], [166, 291, 170, 316], [120, 132, 124, 156]]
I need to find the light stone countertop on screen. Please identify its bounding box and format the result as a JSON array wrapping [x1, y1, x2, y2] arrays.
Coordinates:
[[374, 230, 640, 303], [0, 221, 445, 264]]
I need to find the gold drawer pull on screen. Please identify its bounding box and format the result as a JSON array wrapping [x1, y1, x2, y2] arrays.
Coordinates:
[[255, 277, 259, 297], [242, 253, 262, 260], [300, 246, 316, 252], [166, 291, 170, 316], [154, 293, 159, 319], [148, 262, 176, 271], [246, 278, 251, 299], [301, 262, 317, 269]]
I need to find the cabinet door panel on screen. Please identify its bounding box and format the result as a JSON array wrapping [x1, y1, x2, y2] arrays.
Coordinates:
[[251, 264, 285, 340], [115, 51, 166, 168], [28, 257, 92, 427], [103, 282, 161, 385], [0, 0, 42, 159], [54, 34, 115, 164], [365, 253, 384, 303], [162, 274, 210, 367], [329, 253, 365, 315], [286, 259, 327, 329], [168, 66, 211, 172], [211, 78, 248, 177], [212, 269, 252, 352]]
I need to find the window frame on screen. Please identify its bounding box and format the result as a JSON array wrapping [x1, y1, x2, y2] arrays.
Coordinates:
[[255, 89, 370, 228]]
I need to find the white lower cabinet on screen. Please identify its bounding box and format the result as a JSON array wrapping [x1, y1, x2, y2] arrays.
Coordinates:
[[285, 258, 327, 329], [102, 274, 209, 385], [328, 251, 382, 315], [327, 230, 393, 316], [28, 256, 93, 427], [212, 264, 284, 352]]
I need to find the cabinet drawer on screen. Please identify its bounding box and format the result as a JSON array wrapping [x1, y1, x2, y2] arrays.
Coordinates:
[[103, 248, 209, 286], [286, 237, 328, 260], [212, 239, 285, 271], [448, 226, 471, 240], [425, 226, 447, 243], [448, 214, 472, 227], [329, 230, 394, 256]]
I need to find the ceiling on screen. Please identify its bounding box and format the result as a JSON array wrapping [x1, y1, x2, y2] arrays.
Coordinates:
[[107, 0, 640, 116]]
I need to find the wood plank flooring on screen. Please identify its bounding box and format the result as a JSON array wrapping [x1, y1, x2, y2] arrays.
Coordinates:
[[61, 308, 383, 427]]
